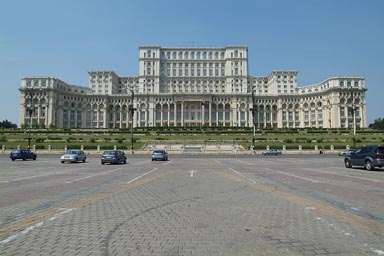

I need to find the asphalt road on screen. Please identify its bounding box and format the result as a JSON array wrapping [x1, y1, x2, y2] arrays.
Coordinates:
[[0, 154, 383, 255]]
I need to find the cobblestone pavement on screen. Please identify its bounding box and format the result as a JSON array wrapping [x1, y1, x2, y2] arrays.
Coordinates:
[[0, 155, 383, 255]]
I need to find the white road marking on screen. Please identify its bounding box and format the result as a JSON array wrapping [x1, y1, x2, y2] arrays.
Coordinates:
[[134, 159, 151, 165], [65, 168, 122, 183], [276, 171, 321, 183], [228, 168, 257, 184], [189, 170, 196, 177], [235, 159, 252, 165], [214, 159, 223, 165], [126, 167, 159, 184], [0, 208, 73, 245], [303, 168, 383, 183], [371, 249, 384, 255], [0, 168, 83, 183]]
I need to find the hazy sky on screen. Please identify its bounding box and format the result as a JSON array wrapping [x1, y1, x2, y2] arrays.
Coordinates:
[[1, 0, 383, 125]]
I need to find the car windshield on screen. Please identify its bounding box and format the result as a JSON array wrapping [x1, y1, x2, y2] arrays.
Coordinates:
[[378, 147, 384, 154], [67, 150, 79, 154], [104, 151, 116, 155], [153, 150, 164, 154]]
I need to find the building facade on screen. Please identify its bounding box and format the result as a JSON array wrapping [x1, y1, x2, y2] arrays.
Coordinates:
[[19, 46, 367, 129]]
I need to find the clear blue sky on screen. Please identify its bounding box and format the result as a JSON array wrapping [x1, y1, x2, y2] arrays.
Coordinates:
[[1, 0, 383, 125]]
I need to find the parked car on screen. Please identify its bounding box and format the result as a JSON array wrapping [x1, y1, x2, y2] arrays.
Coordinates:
[[344, 145, 384, 170], [10, 149, 37, 161], [101, 150, 127, 165], [262, 149, 282, 156], [338, 149, 355, 156], [61, 150, 87, 163], [151, 150, 168, 161]]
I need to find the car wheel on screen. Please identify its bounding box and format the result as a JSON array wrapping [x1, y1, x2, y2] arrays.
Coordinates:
[[11, 158, 15, 161], [345, 159, 352, 168], [365, 160, 374, 171], [61, 161, 65, 164], [83, 158, 86, 163], [22, 157, 26, 161], [123, 160, 127, 164]]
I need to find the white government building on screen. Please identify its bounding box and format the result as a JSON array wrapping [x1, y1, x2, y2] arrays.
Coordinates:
[[19, 46, 367, 129]]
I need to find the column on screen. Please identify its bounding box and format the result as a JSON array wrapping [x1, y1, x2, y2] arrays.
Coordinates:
[[181, 101, 184, 126], [96, 109, 100, 128], [209, 102, 212, 126], [201, 103, 205, 126], [160, 103, 163, 127], [167, 102, 170, 126], [174, 102, 177, 126], [119, 104, 123, 128], [300, 104, 305, 128]]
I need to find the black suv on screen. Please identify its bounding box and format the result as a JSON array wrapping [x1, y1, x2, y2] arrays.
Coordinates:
[[344, 145, 384, 170], [10, 149, 37, 161]]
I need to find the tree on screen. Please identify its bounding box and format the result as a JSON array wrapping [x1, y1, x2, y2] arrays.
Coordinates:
[[0, 119, 17, 129], [369, 118, 384, 130]]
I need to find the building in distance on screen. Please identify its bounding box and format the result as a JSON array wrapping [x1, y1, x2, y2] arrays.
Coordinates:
[[19, 46, 367, 129]]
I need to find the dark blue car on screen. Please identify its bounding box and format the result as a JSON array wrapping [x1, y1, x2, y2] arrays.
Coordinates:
[[10, 149, 37, 161]]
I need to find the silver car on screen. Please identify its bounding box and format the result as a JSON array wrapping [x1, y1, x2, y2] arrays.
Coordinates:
[[151, 150, 168, 161], [61, 150, 87, 163], [262, 149, 282, 156]]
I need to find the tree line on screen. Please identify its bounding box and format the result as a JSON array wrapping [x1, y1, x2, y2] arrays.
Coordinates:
[[0, 120, 17, 129], [369, 118, 384, 130]]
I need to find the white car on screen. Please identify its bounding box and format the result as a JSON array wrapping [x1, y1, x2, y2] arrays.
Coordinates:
[[338, 149, 354, 156], [61, 150, 87, 163], [262, 149, 282, 156]]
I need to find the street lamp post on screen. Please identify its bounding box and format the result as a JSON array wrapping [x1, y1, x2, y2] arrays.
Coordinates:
[[250, 108, 255, 147], [129, 89, 136, 154], [25, 90, 34, 150], [350, 92, 357, 148], [250, 86, 256, 148], [27, 107, 33, 150]]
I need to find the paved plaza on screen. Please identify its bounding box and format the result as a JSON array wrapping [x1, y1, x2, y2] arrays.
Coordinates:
[[0, 154, 383, 255]]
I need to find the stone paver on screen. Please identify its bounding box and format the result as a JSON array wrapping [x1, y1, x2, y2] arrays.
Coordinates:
[[0, 155, 383, 255]]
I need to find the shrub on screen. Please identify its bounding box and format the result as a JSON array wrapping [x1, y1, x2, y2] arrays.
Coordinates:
[[35, 138, 45, 143]]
